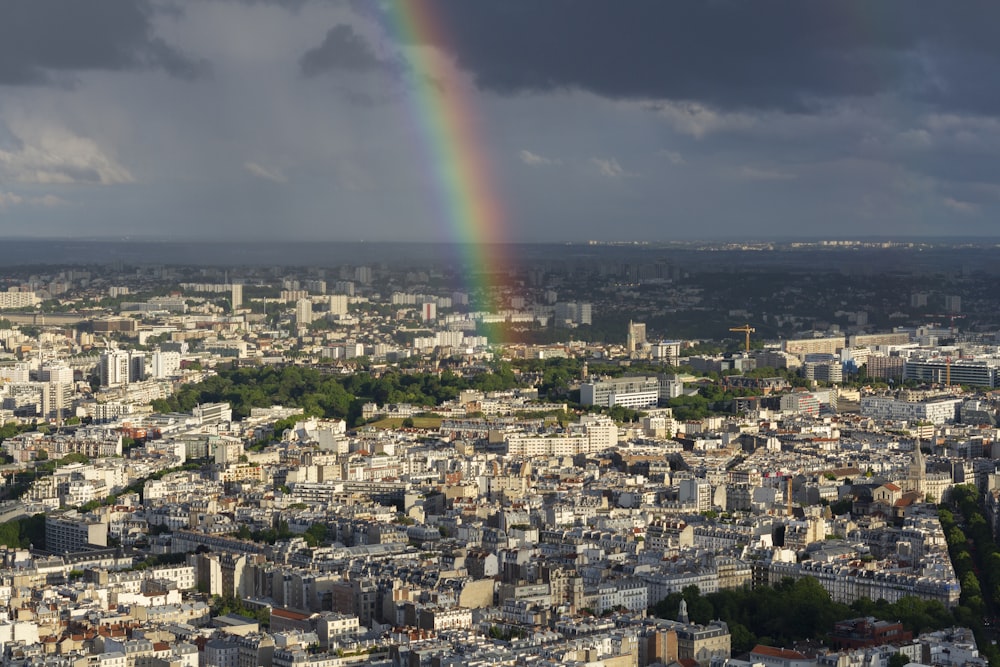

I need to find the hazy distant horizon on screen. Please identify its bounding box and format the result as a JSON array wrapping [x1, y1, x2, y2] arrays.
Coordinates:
[[4, 237, 1000, 271], [7, 234, 1000, 245]]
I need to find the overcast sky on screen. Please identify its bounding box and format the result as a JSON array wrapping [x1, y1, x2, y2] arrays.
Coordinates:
[[1, 0, 1000, 243]]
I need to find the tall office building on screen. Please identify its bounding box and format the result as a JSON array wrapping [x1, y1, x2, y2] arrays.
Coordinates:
[[280, 289, 309, 302], [580, 376, 660, 408], [152, 350, 182, 379], [42, 382, 72, 420], [38, 364, 73, 384], [651, 341, 682, 365], [334, 281, 356, 296], [422, 302, 437, 322], [305, 280, 327, 294], [354, 266, 372, 285], [328, 294, 348, 317], [0, 290, 39, 309], [129, 352, 146, 383], [678, 478, 713, 513], [296, 299, 313, 326], [230, 283, 243, 309], [39, 364, 74, 420], [99, 350, 130, 387], [554, 302, 593, 327], [98, 350, 146, 387], [45, 514, 108, 553], [0, 362, 30, 383]]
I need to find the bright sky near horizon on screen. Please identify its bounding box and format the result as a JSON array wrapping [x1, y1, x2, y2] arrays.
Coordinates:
[[1, 1, 999, 243]]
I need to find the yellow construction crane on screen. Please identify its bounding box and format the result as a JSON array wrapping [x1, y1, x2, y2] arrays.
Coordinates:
[[730, 324, 756, 352]]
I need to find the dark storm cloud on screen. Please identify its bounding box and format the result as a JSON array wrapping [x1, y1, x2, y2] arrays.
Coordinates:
[[379, 0, 1000, 113], [300, 24, 396, 76], [230, 0, 308, 6], [0, 0, 206, 85]]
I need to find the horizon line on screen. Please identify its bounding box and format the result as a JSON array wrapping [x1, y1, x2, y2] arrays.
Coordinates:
[[6, 235, 1000, 245]]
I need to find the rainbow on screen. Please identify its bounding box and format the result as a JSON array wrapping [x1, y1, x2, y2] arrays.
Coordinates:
[[384, 0, 511, 318]]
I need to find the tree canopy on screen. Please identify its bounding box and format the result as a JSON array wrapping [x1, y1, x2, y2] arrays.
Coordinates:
[[652, 580, 954, 654], [151, 364, 522, 426]]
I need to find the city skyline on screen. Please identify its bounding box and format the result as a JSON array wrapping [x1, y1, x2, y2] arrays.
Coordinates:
[[2, 2, 1000, 242]]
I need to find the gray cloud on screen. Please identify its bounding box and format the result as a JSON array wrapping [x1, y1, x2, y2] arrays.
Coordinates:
[[2, 1, 999, 242], [244, 161, 288, 183], [379, 1, 1000, 114], [0, 122, 134, 185], [0, 122, 23, 152], [0, 192, 66, 209], [736, 166, 797, 182], [300, 24, 395, 76], [590, 157, 635, 178], [228, 0, 309, 8], [942, 197, 979, 214], [0, 0, 206, 85], [519, 150, 559, 166]]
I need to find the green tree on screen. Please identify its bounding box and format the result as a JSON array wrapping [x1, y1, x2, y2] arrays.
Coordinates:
[[303, 523, 329, 547], [0, 514, 46, 549], [730, 623, 757, 655]]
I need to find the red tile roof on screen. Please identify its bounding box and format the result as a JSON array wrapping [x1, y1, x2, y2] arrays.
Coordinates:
[[270, 608, 309, 621], [752, 645, 809, 659]]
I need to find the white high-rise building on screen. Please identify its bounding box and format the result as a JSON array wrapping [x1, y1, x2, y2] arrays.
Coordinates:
[[678, 478, 713, 512], [421, 302, 437, 322], [0, 362, 30, 383], [554, 302, 592, 326], [99, 350, 130, 387], [581, 376, 660, 408], [43, 382, 72, 420], [39, 365, 73, 384], [230, 284, 243, 309], [0, 290, 39, 309], [96, 350, 146, 387], [305, 280, 327, 294], [152, 350, 181, 379], [296, 299, 313, 326], [354, 266, 372, 284], [328, 295, 348, 317]]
